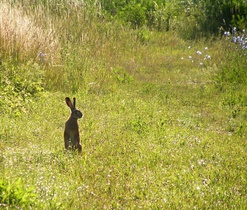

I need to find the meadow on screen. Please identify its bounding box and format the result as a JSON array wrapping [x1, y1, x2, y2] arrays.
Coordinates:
[[0, 1, 247, 209]]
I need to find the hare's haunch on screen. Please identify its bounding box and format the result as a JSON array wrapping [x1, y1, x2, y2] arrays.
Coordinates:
[[64, 97, 83, 152]]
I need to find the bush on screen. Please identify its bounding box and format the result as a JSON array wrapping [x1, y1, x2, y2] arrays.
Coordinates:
[[118, 2, 147, 28]]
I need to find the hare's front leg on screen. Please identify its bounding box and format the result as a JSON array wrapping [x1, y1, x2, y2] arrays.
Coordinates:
[[64, 131, 70, 150]]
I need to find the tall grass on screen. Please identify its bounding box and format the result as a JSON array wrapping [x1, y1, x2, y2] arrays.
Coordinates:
[[0, 0, 247, 209], [0, 2, 59, 62]]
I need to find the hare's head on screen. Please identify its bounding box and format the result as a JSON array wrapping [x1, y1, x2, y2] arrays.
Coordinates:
[[65, 97, 83, 119]]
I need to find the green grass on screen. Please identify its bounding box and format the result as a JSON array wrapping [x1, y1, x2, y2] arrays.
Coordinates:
[[1, 1, 247, 209], [1, 88, 247, 209]]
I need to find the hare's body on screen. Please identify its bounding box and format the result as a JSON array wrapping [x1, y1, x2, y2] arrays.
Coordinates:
[[64, 97, 83, 152]]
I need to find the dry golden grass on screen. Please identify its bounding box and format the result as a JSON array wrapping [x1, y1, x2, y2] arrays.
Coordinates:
[[0, 2, 60, 63]]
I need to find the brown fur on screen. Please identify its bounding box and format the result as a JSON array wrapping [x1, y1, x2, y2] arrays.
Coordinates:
[[64, 97, 83, 152]]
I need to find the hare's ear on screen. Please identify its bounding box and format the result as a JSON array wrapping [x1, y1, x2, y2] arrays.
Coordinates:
[[73, 97, 76, 108], [65, 97, 73, 108]]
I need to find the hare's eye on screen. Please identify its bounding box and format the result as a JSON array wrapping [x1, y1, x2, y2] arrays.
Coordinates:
[[75, 110, 83, 118]]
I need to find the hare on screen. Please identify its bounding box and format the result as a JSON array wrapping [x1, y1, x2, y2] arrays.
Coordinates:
[[64, 97, 83, 152]]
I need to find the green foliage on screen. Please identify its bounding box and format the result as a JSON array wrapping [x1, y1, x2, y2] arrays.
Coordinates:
[[0, 179, 37, 208], [148, 2, 168, 31], [0, 61, 44, 116], [0, 1, 247, 209], [101, 0, 247, 37], [102, 0, 170, 30], [180, 0, 247, 37], [120, 3, 146, 27]]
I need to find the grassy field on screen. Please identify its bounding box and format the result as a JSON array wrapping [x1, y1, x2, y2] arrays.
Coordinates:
[[0, 1, 247, 209]]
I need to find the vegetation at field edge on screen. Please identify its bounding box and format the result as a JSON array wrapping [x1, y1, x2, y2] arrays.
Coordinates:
[[0, 0, 247, 209]]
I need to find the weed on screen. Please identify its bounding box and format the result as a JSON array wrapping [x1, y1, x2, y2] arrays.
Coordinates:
[[0, 179, 37, 208]]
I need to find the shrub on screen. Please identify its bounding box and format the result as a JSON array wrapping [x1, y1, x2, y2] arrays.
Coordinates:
[[118, 2, 147, 28]]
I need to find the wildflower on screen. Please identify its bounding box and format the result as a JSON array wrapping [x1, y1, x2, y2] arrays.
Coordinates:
[[237, 36, 242, 43], [199, 62, 203, 66], [204, 47, 208, 50], [198, 159, 206, 165], [232, 37, 237, 43], [242, 45, 247, 50], [224, 31, 231, 36], [188, 46, 191, 49], [196, 51, 202, 55], [202, 178, 209, 185], [39, 52, 46, 62]]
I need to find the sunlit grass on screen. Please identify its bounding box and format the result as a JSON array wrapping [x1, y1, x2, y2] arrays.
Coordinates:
[[1, 86, 247, 208], [0, 1, 247, 209]]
